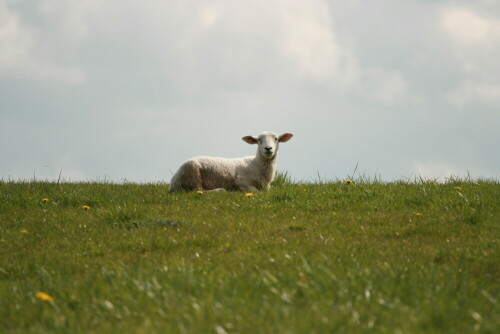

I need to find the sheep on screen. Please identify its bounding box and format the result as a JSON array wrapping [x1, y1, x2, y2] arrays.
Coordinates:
[[169, 131, 293, 193]]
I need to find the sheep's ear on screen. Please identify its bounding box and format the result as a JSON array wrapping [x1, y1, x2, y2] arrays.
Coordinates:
[[242, 136, 258, 144], [278, 133, 293, 143]]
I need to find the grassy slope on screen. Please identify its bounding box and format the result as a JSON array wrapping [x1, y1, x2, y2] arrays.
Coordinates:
[[0, 178, 499, 333]]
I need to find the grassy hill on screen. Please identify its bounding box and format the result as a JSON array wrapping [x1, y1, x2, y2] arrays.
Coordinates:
[[1, 176, 499, 333]]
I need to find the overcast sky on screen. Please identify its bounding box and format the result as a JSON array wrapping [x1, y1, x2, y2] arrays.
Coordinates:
[[1, 0, 499, 183]]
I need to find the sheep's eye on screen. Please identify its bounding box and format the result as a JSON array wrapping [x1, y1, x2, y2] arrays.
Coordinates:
[[274, 137, 278, 142]]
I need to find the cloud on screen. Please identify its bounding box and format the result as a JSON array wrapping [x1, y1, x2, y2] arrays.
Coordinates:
[[0, 0, 411, 104], [199, 6, 219, 28], [442, 7, 500, 45], [1, 158, 85, 182], [446, 82, 500, 108], [275, 0, 340, 79], [357, 68, 409, 105], [412, 158, 499, 181], [441, 6, 500, 109], [272, 0, 410, 103], [2, 1, 498, 182], [0, 1, 86, 84], [413, 161, 465, 180], [154, 0, 407, 105], [38, 0, 92, 41]]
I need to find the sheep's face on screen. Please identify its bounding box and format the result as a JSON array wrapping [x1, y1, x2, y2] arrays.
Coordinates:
[[242, 131, 293, 160]]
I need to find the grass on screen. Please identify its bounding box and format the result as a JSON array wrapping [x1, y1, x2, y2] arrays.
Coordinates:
[[0, 175, 499, 333]]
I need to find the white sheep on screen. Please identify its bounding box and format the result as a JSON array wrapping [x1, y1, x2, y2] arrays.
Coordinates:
[[169, 131, 293, 193]]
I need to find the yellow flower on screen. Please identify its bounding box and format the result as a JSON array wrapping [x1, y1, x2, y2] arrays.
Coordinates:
[[245, 193, 253, 197], [20, 229, 29, 233], [344, 180, 353, 185], [415, 212, 423, 216], [196, 191, 204, 195], [454, 186, 462, 191], [36, 292, 54, 302], [41, 198, 49, 203], [82, 205, 91, 210]]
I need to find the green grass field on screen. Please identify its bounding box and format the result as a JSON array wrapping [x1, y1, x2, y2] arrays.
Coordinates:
[[1, 175, 499, 333]]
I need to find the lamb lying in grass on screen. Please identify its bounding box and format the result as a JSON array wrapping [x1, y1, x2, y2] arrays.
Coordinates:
[[169, 131, 293, 193]]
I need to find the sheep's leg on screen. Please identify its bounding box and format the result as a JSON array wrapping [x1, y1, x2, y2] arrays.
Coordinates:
[[206, 188, 226, 192], [193, 165, 203, 191], [240, 185, 258, 192], [174, 160, 203, 192], [236, 179, 259, 193], [235, 175, 258, 192]]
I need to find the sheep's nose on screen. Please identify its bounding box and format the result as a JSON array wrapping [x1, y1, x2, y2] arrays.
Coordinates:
[[265, 146, 272, 152]]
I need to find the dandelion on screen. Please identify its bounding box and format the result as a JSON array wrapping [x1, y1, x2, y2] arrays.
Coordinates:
[[415, 213, 423, 216], [197, 191, 204, 195], [41, 198, 49, 203], [344, 180, 353, 185], [82, 205, 91, 210], [36, 292, 54, 302], [454, 186, 462, 191], [245, 193, 253, 197], [20, 229, 29, 233]]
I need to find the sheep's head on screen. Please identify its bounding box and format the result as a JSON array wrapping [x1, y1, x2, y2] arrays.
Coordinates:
[[242, 131, 293, 160]]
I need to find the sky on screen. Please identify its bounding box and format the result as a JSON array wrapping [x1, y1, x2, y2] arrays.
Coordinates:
[[1, 0, 500, 183]]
